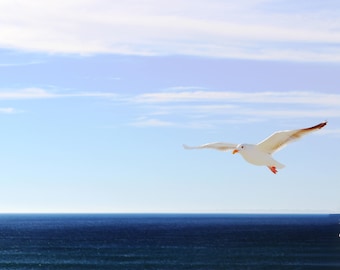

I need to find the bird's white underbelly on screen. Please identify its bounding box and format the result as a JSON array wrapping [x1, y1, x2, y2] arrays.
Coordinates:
[[240, 151, 284, 168]]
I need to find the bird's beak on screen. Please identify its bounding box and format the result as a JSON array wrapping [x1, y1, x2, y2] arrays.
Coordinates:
[[232, 149, 239, 154]]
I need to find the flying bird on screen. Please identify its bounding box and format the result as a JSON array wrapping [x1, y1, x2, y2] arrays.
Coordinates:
[[183, 121, 327, 174]]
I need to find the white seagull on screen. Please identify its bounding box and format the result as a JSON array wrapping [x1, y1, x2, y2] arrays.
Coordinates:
[[183, 121, 327, 174]]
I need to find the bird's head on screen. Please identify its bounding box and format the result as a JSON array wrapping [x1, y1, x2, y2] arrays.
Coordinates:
[[232, 144, 247, 154]]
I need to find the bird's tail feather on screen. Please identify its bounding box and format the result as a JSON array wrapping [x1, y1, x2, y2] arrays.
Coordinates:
[[274, 161, 285, 169]]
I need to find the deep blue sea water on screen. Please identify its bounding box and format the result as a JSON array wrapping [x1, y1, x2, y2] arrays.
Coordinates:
[[0, 214, 339, 269]]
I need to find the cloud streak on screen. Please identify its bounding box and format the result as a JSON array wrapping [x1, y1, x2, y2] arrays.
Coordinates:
[[129, 90, 340, 127], [0, 60, 44, 67], [0, 88, 117, 100], [0, 107, 17, 114], [134, 91, 340, 106], [0, 0, 339, 61], [1, 87, 338, 128], [0, 88, 118, 114], [129, 118, 175, 127]]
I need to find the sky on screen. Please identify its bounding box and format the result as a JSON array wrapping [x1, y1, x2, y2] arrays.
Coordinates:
[[0, 0, 339, 213]]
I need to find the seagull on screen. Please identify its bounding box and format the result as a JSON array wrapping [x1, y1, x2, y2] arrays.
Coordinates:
[[183, 121, 327, 174]]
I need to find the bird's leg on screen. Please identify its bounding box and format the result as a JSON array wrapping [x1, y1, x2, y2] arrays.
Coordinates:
[[267, 166, 278, 174]]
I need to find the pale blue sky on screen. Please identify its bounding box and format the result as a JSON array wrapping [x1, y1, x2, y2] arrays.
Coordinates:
[[0, 0, 339, 213]]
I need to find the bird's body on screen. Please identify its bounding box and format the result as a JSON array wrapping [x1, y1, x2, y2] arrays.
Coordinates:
[[183, 121, 327, 174], [235, 144, 285, 168]]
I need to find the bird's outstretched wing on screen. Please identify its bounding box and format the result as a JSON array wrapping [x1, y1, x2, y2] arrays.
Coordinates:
[[257, 121, 327, 154], [183, 142, 237, 151]]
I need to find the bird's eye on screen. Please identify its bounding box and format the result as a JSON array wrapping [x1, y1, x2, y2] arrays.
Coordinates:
[[241, 146, 244, 149]]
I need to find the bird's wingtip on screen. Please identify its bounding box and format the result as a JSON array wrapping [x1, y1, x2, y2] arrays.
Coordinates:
[[183, 144, 190, 149], [304, 121, 328, 131], [319, 120, 328, 128]]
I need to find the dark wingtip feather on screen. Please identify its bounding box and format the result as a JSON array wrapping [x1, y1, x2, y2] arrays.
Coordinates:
[[303, 121, 327, 131]]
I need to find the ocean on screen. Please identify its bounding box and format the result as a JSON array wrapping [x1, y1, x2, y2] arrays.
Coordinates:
[[0, 214, 339, 269]]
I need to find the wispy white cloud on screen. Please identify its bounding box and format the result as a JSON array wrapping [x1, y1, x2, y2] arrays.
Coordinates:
[[0, 88, 118, 116], [129, 89, 340, 128], [2, 87, 338, 128], [0, 107, 17, 114], [134, 91, 340, 106], [0, 0, 339, 61], [0, 60, 43, 67], [129, 117, 175, 127], [0, 88, 117, 100], [0, 88, 56, 99], [163, 86, 208, 92]]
